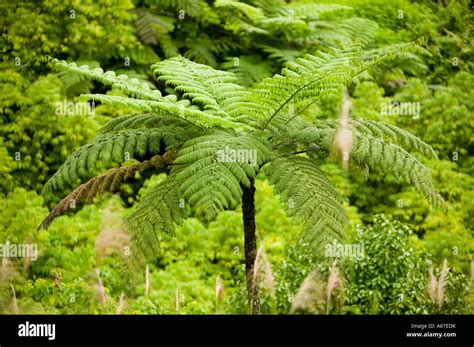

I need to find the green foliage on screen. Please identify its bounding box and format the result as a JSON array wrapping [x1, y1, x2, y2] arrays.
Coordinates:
[[1, 0, 140, 75], [344, 215, 430, 314], [1, 0, 471, 316], [0, 68, 99, 193], [344, 215, 470, 314]]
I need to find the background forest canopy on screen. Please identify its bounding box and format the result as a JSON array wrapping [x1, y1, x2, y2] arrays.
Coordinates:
[[0, 0, 472, 314]]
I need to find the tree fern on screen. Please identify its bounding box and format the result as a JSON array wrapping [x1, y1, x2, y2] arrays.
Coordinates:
[[40, 42, 445, 312]]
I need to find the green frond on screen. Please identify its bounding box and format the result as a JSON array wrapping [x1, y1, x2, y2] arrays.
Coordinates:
[[350, 133, 444, 208], [284, 3, 351, 20], [303, 18, 378, 48], [49, 58, 163, 101], [82, 94, 250, 130], [183, 40, 218, 67], [125, 175, 186, 263], [215, 0, 266, 22], [43, 128, 182, 192], [291, 126, 445, 209], [266, 156, 348, 249], [98, 113, 199, 136], [221, 55, 273, 87], [261, 46, 302, 65], [38, 152, 175, 231], [318, 118, 438, 159], [174, 132, 273, 220], [133, 9, 178, 58], [241, 42, 363, 130], [151, 56, 247, 118]]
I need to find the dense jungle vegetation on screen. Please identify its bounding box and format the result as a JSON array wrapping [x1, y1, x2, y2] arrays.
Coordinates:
[[0, 0, 472, 314]]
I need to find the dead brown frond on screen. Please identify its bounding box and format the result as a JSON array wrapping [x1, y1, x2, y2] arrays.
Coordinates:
[[38, 151, 176, 230]]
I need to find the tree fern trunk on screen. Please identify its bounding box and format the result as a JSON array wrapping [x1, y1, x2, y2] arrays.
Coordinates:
[[242, 179, 260, 314]]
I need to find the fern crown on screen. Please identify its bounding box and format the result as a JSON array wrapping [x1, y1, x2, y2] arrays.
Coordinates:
[[41, 40, 444, 263]]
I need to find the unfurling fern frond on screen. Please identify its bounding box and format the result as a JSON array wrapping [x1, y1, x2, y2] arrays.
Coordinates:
[[38, 152, 176, 231], [42, 128, 183, 192], [125, 175, 186, 263], [267, 156, 348, 249], [174, 132, 272, 220]]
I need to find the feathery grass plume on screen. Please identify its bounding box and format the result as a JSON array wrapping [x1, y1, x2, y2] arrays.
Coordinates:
[[251, 245, 276, 297], [215, 275, 224, 313], [1, 257, 13, 285], [145, 264, 150, 296], [252, 246, 263, 295], [428, 259, 450, 310], [95, 201, 131, 259], [53, 271, 62, 288], [9, 284, 19, 314], [471, 260, 474, 281], [437, 259, 449, 310], [261, 250, 276, 298], [248, 245, 264, 314], [175, 288, 180, 314], [428, 266, 437, 304], [289, 270, 325, 314], [326, 259, 342, 314], [332, 91, 353, 169], [116, 293, 126, 315], [95, 269, 107, 308]]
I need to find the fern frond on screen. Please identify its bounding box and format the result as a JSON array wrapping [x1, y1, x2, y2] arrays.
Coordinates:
[[241, 42, 363, 130], [302, 18, 378, 48], [183, 39, 218, 67], [43, 128, 183, 192], [49, 58, 163, 101], [125, 174, 186, 262], [38, 152, 176, 230], [133, 9, 178, 58], [284, 3, 351, 20], [151, 56, 246, 118], [82, 94, 250, 130], [215, 0, 266, 22], [267, 156, 348, 249], [291, 126, 445, 208], [97, 113, 199, 136], [221, 55, 273, 87], [318, 119, 438, 159], [350, 133, 444, 208], [174, 132, 273, 220]]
